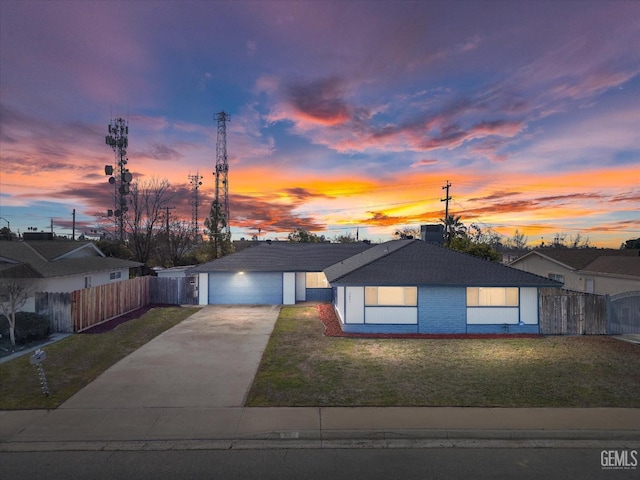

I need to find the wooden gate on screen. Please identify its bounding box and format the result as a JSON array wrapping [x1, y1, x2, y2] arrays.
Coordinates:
[[539, 288, 607, 335]]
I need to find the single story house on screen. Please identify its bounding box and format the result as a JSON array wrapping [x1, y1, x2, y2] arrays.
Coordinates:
[[325, 239, 561, 334], [189, 242, 371, 305], [154, 265, 195, 279], [191, 239, 560, 334], [0, 240, 142, 311], [509, 249, 640, 295]]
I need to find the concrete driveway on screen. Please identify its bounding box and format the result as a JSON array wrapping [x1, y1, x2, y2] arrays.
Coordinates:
[[59, 305, 280, 409]]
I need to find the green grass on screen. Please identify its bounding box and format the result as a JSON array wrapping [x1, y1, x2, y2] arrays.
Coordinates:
[[246, 306, 640, 407], [0, 306, 198, 410]]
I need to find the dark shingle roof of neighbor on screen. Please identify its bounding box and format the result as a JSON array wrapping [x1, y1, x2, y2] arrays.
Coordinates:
[[581, 255, 640, 278], [518, 248, 639, 270], [324, 240, 562, 287], [189, 242, 373, 273], [0, 241, 142, 278]]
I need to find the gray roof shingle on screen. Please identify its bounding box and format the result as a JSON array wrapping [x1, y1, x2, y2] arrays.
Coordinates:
[[325, 240, 561, 287], [0, 241, 141, 278], [189, 242, 373, 273], [518, 248, 639, 270]]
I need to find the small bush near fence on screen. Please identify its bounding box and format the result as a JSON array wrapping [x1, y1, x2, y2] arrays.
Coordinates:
[[0, 312, 50, 344]]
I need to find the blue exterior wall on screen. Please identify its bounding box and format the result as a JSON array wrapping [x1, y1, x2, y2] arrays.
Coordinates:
[[330, 285, 542, 335], [418, 286, 467, 333], [341, 323, 419, 334], [306, 288, 332, 302], [466, 323, 540, 334], [208, 272, 283, 304]]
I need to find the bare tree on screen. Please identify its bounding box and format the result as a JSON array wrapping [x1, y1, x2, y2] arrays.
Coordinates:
[[508, 229, 528, 251], [468, 224, 503, 249], [0, 277, 37, 347], [568, 233, 591, 249], [392, 227, 421, 240], [126, 178, 176, 264], [157, 219, 196, 267]]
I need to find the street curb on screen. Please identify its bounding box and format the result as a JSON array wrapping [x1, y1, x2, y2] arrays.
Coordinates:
[[2, 430, 639, 452], [1, 437, 638, 452]]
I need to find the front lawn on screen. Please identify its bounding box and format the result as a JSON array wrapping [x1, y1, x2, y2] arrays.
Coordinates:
[[0, 306, 198, 410], [246, 306, 640, 407]]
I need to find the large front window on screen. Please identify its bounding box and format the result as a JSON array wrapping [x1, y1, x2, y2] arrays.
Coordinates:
[[365, 286, 417, 306], [467, 287, 519, 307], [306, 272, 329, 288]]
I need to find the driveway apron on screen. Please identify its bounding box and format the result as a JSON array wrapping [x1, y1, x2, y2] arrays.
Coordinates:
[[59, 305, 280, 409]]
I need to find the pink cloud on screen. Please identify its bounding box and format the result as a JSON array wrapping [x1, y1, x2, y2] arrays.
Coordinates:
[[410, 159, 439, 168]]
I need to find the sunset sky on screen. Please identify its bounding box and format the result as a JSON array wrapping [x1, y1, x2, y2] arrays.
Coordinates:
[[1, 0, 639, 247]]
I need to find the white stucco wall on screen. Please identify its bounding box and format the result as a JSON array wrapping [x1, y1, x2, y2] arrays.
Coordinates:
[[283, 272, 296, 305], [295, 272, 306, 301], [198, 272, 209, 305], [520, 287, 539, 324], [345, 286, 365, 324], [364, 307, 417, 324], [467, 307, 519, 324], [334, 286, 345, 323]]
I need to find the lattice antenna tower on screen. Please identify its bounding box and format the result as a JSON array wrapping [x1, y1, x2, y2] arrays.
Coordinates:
[[105, 117, 133, 242], [214, 111, 231, 237], [188, 172, 203, 237]]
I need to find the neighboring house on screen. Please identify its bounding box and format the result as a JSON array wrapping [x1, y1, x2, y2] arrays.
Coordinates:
[[0, 240, 142, 311], [191, 239, 560, 334], [509, 249, 640, 295], [324, 240, 560, 334], [155, 265, 195, 279], [189, 242, 371, 305]]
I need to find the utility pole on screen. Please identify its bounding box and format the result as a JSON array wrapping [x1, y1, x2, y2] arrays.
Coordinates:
[[441, 180, 452, 244], [165, 206, 176, 235], [72, 209, 76, 240]]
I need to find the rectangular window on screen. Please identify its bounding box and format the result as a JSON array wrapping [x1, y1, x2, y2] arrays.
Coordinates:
[[467, 287, 519, 307], [549, 273, 564, 283], [109, 272, 122, 280], [365, 286, 417, 306], [84, 276, 92, 288], [305, 272, 329, 288], [585, 278, 594, 293]]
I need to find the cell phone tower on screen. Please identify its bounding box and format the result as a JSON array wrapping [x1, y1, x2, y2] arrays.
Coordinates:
[[213, 111, 230, 237], [105, 117, 133, 242], [188, 172, 203, 238]]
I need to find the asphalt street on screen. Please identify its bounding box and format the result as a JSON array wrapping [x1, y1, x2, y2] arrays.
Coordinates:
[[2, 447, 638, 480]]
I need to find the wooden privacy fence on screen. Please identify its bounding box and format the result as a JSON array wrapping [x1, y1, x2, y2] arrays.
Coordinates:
[[34, 275, 200, 333], [149, 276, 198, 305], [72, 276, 151, 332], [539, 287, 607, 335], [35, 292, 73, 333]]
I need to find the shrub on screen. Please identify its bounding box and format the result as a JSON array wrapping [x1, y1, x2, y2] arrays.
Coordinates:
[[0, 312, 50, 344]]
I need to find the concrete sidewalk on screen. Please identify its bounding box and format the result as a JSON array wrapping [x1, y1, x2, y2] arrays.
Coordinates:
[[1, 305, 638, 450], [1, 406, 639, 450]]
